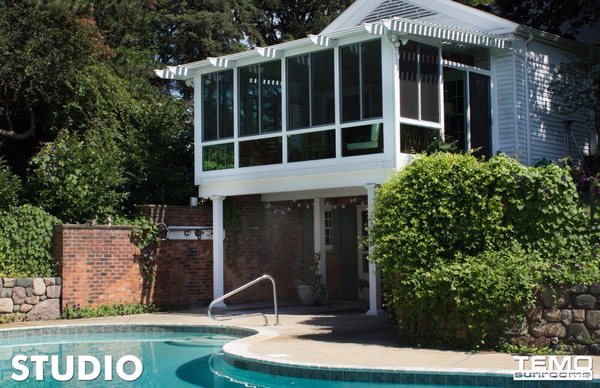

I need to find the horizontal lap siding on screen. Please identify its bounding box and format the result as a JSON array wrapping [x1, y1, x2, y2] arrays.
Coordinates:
[[526, 43, 590, 165], [495, 53, 516, 156]]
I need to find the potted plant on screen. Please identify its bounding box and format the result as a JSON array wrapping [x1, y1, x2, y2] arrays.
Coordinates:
[[296, 252, 328, 305]]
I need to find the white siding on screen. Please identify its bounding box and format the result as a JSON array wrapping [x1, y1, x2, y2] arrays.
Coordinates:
[[495, 52, 516, 156], [514, 47, 529, 164], [525, 41, 591, 166]]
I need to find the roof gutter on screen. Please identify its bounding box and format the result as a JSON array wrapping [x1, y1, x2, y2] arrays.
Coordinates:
[[524, 33, 534, 166]]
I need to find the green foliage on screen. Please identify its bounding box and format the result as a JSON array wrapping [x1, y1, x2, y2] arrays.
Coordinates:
[[371, 153, 600, 348], [296, 252, 329, 305], [0, 157, 22, 210], [113, 214, 158, 282], [0, 313, 27, 325], [62, 302, 158, 319], [28, 128, 127, 223], [0, 205, 61, 277]]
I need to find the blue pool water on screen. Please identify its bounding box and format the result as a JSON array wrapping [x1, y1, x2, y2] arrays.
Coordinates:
[[0, 325, 596, 387]]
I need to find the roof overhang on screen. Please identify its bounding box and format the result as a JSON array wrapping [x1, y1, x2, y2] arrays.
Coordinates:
[[364, 17, 512, 49], [155, 18, 513, 80]]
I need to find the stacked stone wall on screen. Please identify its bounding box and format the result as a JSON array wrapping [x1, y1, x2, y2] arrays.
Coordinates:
[[510, 285, 600, 354], [0, 278, 61, 321]]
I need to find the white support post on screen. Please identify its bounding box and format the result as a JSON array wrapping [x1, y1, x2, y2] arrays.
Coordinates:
[[364, 184, 382, 316], [211, 195, 227, 308], [313, 198, 326, 281]]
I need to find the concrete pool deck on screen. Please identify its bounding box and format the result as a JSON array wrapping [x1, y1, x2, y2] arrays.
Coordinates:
[[2, 304, 600, 378]]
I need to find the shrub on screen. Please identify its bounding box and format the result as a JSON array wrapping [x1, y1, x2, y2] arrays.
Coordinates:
[[371, 153, 600, 348], [0, 157, 22, 210], [61, 303, 158, 319], [0, 205, 61, 277]]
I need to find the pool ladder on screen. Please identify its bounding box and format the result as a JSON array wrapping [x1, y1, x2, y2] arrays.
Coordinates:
[[208, 274, 280, 326]]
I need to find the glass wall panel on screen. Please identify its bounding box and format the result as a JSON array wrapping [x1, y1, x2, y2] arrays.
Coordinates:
[[288, 130, 335, 162], [361, 40, 382, 119], [443, 45, 490, 70], [342, 123, 383, 157], [239, 137, 282, 167], [340, 44, 361, 122], [202, 70, 233, 141], [261, 60, 282, 133], [400, 124, 439, 153], [311, 50, 335, 126], [399, 41, 419, 119], [239, 65, 259, 136], [469, 72, 491, 157], [287, 55, 310, 129], [202, 73, 218, 141], [443, 68, 467, 151], [218, 70, 234, 139], [420, 44, 440, 122], [203, 143, 234, 171]]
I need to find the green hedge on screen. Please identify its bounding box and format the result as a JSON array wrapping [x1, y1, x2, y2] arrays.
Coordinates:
[[0, 205, 61, 277], [371, 153, 600, 348]]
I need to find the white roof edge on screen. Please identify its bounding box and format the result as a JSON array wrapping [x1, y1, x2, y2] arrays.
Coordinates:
[[515, 25, 591, 53], [322, 0, 519, 35]]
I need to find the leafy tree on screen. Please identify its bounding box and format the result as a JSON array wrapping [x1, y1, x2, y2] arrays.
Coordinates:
[[28, 128, 128, 223], [253, 0, 354, 45], [0, 157, 21, 209]]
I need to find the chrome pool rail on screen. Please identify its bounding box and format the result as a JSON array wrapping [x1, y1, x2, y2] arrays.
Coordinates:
[[208, 274, 280, 326]]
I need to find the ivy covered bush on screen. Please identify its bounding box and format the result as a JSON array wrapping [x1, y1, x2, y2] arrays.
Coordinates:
[[0, 157, 22, 210], [0, 205, 61, 277], [371, 153, 600, 348]]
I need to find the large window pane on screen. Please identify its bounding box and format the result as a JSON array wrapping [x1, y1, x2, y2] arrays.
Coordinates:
[[218, 70, 234, 138], [203, 143, 234, 171], [239, 137, 282, 167], [362, 40, 382, 119], [443, 45, 490, 70], [342, 123, 383, 157], [311, 50, 335, 126], [400, 124, 439, 153], [341, 44, 361, 122], [288, 130, 335, 162], [202, 73, 218, 141], [261, 60, 282, 133], [239, 65, 259, 136], [443, 68, 467, 151], [469, 72, 491, 157], [399, 41, 418, 119], [420, 44, 440, 122], [287, 55, 310, 129]]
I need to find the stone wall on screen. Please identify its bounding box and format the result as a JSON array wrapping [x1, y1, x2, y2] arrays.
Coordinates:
[[509, 285, 600, 354], [0, 278, 61, 321]]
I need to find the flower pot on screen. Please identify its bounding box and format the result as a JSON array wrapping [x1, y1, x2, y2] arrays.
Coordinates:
[[296, 285, 314, 305]]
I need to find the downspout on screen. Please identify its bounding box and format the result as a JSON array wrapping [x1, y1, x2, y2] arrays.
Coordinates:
[[524, 33, 534, 165]]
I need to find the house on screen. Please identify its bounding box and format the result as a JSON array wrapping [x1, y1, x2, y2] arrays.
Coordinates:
[[155, 0, 596, 314]]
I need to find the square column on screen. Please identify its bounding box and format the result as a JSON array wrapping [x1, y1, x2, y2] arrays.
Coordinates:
[[210, 195, 226, 307], [364, 184, 382, 315]]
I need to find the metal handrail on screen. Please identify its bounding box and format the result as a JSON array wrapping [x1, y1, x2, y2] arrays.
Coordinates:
[[208, 274, 279, 326]]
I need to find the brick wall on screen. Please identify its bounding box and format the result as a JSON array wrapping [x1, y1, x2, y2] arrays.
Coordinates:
[[56, 225, 142, 309], [223, 195, 308, 304]]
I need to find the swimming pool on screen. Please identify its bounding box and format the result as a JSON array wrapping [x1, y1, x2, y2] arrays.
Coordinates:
[[0, 324, 597, 387]]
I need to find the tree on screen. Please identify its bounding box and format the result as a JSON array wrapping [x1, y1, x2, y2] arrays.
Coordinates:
[[253, 0, 354, 45], [28, 128, 128, 223], [0, 157, 21, 210]]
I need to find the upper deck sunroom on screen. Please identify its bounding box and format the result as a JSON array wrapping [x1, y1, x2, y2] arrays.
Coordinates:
[[155, 0, 550, 198]]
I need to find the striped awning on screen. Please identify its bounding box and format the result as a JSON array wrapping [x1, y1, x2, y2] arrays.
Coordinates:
[[365, 17, 511, 49]]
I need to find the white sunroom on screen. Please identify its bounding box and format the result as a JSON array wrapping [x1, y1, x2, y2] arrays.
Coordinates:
[[156, 0, 595, 314]]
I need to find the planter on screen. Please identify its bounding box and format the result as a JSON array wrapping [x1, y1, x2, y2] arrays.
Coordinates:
[[296, 285, 314, 305], [358, 287, 369, 300]]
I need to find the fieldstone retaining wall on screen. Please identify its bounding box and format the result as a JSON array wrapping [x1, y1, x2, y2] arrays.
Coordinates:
[[509, 285, 600, 354], [0, 278, 61, 321]]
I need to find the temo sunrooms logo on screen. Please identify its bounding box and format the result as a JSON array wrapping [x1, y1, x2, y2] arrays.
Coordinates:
[[513, 355, 593, 381], [11, 355, 143, 382]]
